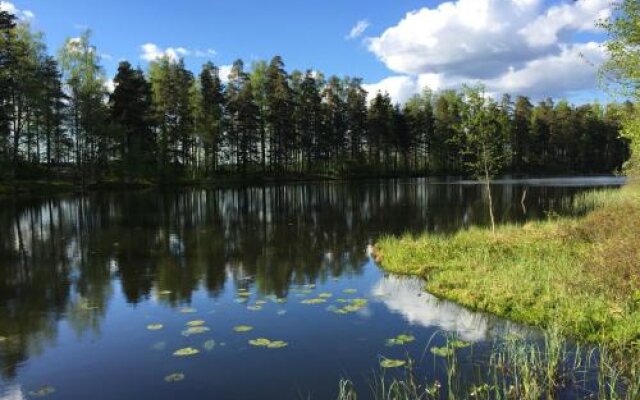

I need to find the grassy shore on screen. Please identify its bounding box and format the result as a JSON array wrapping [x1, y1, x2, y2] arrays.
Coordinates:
[[375, 183, 640, 346]]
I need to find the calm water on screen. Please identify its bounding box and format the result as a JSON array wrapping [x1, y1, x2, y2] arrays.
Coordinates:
[[0, 177, 625, 399]]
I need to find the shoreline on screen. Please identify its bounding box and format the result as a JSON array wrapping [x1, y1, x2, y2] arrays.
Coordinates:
[[374, 182, 640, 346]]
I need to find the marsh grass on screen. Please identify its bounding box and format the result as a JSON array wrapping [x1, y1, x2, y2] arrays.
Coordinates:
[[337, 331, 640, 400], [374, 184, 640, 345]]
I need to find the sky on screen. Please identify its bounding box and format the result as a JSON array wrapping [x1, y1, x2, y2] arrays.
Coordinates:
[[0, 0, 618, 104]]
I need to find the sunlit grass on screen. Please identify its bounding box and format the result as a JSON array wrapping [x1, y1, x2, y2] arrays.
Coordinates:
[[375, 184, 640, 345]]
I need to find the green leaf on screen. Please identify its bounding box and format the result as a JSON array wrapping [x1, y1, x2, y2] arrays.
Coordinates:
[[164, 373, 185, 383], [380, 359, 406, 368], [233, 325, 254, 333], [173, 347, 200, 356], [146, 324, 163, 331]]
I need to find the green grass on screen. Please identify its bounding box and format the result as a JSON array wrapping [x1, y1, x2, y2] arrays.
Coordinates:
[[375, 183, 640, 345]]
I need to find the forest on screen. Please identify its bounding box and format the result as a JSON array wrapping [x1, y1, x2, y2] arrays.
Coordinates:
[[0, 10, 632, 184]]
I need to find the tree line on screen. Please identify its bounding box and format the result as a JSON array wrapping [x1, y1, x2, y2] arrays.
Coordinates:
[[0, 11, 632, 183]]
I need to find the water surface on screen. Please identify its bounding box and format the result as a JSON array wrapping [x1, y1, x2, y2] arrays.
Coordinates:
[[0, 177, 623, 399]]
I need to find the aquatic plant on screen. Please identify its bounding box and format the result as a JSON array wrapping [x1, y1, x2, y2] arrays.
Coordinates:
[[179, 307, 197, 314], [342, 289, 358, 294], [186, 320, 205, 327], [386, 334, 416, 346], [203, 340, 216, 351], [182, 326, 210, 336], [173, 347, 200, 357], [380, 358, 406, 368], [301, 298, 327, 304], [248, 338, 289, 349], [233, 325, 254, 333], [164, 373, 184, 383], [28, 386, 55, 397], [146, 324, 163, 331], [247, 305, 263, 311], [319, 292, 333, 298]]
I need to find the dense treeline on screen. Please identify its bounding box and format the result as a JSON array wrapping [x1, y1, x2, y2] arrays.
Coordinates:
[[0, 12, 631, 183]]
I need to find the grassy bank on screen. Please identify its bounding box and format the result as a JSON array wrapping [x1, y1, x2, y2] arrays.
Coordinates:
[[375, 183, 640, 345]]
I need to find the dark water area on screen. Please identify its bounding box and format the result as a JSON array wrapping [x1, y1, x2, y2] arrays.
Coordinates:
[[0, 177, 625, 399]]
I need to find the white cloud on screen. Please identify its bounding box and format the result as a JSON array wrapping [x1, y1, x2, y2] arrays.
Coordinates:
[[520, 0, 610, 47], [218, 64, 233, 83], [365, 0, 612, 102], [346, 19, 370, 40], [194, 48, 217, 58], [140, 43, 191, 62], [362, 76, 421, 104], [141, 44, 218, 62], [0, 1, 35, 21]]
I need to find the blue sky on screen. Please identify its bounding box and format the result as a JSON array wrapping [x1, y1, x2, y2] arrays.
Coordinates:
[[1, 0, 617, 104]]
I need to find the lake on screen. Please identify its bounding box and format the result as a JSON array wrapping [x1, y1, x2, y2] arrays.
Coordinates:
[[0, 177, 625, 399]]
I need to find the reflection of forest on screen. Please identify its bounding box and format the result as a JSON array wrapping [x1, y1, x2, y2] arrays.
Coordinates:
[[0, 179, 599, 378]]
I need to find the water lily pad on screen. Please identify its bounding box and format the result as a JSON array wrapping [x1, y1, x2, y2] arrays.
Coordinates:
[[237, 292, 251, 298], [158, 290, 172, 296], [331, 298, 368, 314], [0, 336, 6, 342], [318, 292, 333, 298], [147, 324, 164, 331], [342, 289, 357, 294], [305, 284, 316, 289], [164, 373, 184, 383], [234, 298, 248, 304], [273, 298, 287, 304], [248, 338, 289, 349], [247, 305, 262, 311], [380, 359, 406, 368], [255, 300, 267, 305], [301, 298, 327, 304], [181, 326, 210, 336], [386, 334, 416, 346], [203, 340, 216, 351], [186, 320, 205, 327], [28, 386, 56, 397], [276, 310, 287, 316], [233, 325, 254, 333], [151, 341, 167, 351], [430, 346, 454, 357], [450, 340, 470, 349], [179, 307, 197, 314], [173, 347, 199, 357]]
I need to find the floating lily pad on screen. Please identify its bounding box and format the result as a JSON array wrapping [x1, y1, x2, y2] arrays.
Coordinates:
[[179, 307, 197, 314], [276, 310, 287, 316], [430, 346, 454, 358], [164, 373, 184, 383], [450, 340, 471, 349], [318, 292, 333, 298], [342, 289, 357, 294], [380, 359, 406, 368], [181, 326, 210, 336], [248, 338, 289, 349], [233, 325, 254, 333], [147, 324, 164, 331], [29, 386, 56, 397], [173, 347, 200, 357], [255, 300, 267, 305], [234, 298, 248, 304], [237, 292, 251, 298], [305, 284, 316, 289], [186, 320, 206, 327], [301, 298, 327, 305], [386, 334, 416, 346], [0, 336, 6, 342], [203, 340, 216, 351], [273, 298, 287, 304], [158, 290, 172, 296], [247, 305, 263, 311], [331, 298, 368, 314], [151, 341, 167, 351]]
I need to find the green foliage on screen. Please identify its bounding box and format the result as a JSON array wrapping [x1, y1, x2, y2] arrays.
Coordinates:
[[375, 184, 640, 345]]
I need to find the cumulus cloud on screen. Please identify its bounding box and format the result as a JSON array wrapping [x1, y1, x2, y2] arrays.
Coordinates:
[[0, 1, 35, 21], [140, 43, 217, 62], [346, 19, 370, 40], [364, 0, 611, 103]]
